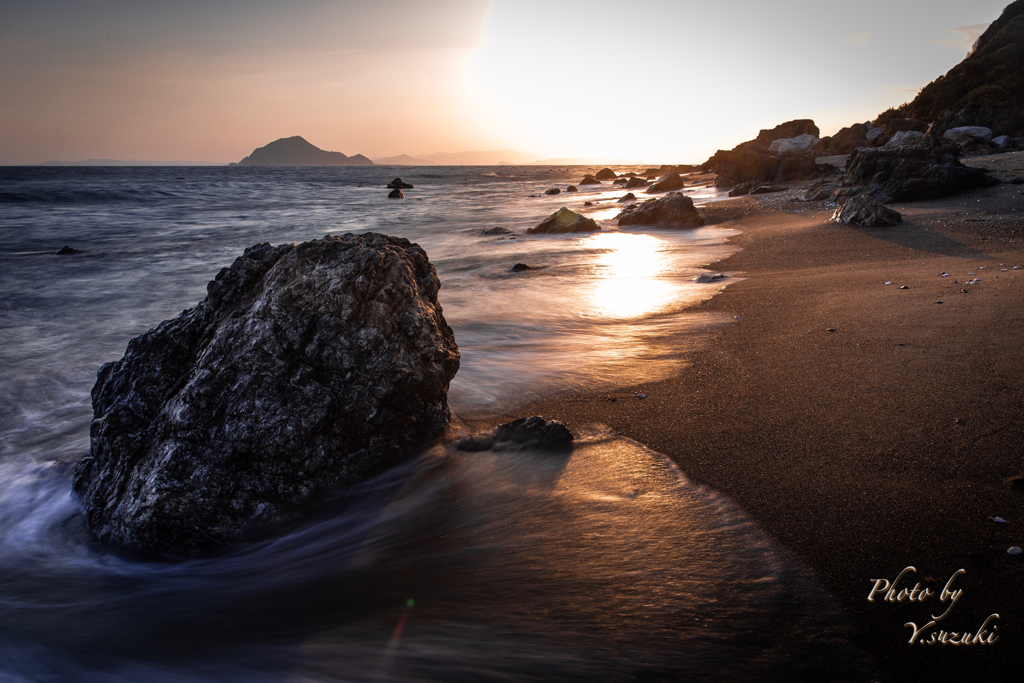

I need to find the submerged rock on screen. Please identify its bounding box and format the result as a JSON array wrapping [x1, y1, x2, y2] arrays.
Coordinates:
[[56, 246, 83, 255], [73, 234, 460, 557], [833, 144, 997, 202], [388, 188, 405, 199], [455, 416, 573, 453], [545, 187, 561, 195], [595, 168, 617, 180], [527, 207, 600, 234], [831, 196, 903, 227], [617, 192, 704, 228], [387, 178, 414, 189], [511, 263, 533, 272], [645, 172, 685, 193], [613, 177, 628, 185], [566, 185, 578, 192], [579, 175, 601, 185], [618, 192, 637, 203], [480, 226, 513, 236]]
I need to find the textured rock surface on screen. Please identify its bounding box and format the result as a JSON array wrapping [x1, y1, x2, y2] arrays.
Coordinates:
[[705, 145, 825, 184], [831, 196, 903, 227], [618, 192, 637, 203], [645, 172, 685, 193], [833, 143, 997, 202], [74, 233, 460, 557], [753, 119, 820, 147], [624, 176, 648, 189], [883, 131, 925, 149], [943, 126, 993, 143], [617, 192, 704, 228], [595, 168, 617, 180], [768, 134, 818, 154], [387, 178, 414, 189], [455, 416, 573, 453], [527, 207, 600, 234]]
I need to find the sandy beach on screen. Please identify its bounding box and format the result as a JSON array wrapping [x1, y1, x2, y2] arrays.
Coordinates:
[[479, 153, 1024, 682]]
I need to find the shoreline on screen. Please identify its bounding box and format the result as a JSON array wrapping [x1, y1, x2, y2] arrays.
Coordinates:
[[476, 156, 1024, 682]]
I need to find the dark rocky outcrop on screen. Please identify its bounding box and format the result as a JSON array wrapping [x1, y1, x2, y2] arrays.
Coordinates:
[[645, 172, 685, 193], [815, 123, 870, 154], [729, 182, 786, 197], [617, 192, 704, 228], [752, 119, 820, 147], [618, 192, 637, 203], [579, 175, 601, 185], [831, 196, 903, 227], [511, 263, 533, 272], [527, 207, 601, 234], [624, 176, 648, 189], [545, 187, 561, 195], [73, 234, 460, 557], [387, 178, 414, 189], [833, 143, 998, 202], [480, 226, 513, 236], [455, 416, 573, 453], [705, 146, 827, 186], [56, 246, 83, 255], [595, 168, 617, 180], [388, 188, 405, 199], [237, 136, 374, 167]]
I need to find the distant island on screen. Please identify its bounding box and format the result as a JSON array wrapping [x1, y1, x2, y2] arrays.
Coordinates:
[[373, 154, 438, 166], [234, 136, 374, 167]]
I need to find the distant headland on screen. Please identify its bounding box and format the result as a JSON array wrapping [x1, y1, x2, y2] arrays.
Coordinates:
[[233, 136, 374, 167]]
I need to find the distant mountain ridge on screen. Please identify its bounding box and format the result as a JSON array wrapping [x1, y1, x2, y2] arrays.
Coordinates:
[[372, 154, 438, 166], [38, 159, 224, 166], [236, 136, 373, 167]]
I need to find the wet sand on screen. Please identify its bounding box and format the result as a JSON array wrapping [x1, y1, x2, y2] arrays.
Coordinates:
[[481, 153, 1024, 682]]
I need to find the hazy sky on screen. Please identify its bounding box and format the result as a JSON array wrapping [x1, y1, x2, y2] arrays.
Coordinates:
[[0, 0, 1011, 164]]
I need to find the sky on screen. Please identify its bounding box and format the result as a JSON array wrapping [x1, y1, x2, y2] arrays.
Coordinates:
[[0, 0, 1012, 164]]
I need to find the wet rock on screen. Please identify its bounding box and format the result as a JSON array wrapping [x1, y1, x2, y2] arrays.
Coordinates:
[[645, 171, 685, 193], [768, 134, 818, 154], [595, 168, 617, 180], [387, 178, 414, 189], [480, 226, 513, 236], [73, 234, 460, 557], [455, 416, 573, 453], [617, 192, 704, 228], [579, 174, 601, 185], [613, 177, 628, 185], [831, 195, 903, 227], [56, 246, 83, 255], [624, 176, 648, 189], [618, 192, 637, 203], [388, 188, 405, 199], [511, 263, 533, 272], [833, 143, 997, 203], [566, 185, 578, 192], [545, 187, 561, 195], [527, 206, 600, 234], [584, 201, 594, 206]]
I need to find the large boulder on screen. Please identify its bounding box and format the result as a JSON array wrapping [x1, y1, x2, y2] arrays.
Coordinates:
[[753, 119, 820, 147], [831, 196, 903, 227], [73, 234, 460, 557], [617, 192, 704, 228], [624, 176, 648, 189], [527, 207, 600, 234], [595, 168, 618, 180], [818, 123, 870, 154], [768, 134, 818, 154], [943, 126, 993, 144], [883, 131, 925, 149], [833, 143, 998, 203], [705, 145, 826, 185], [579, 174, 601, 185], [645, 171, 685, 193]]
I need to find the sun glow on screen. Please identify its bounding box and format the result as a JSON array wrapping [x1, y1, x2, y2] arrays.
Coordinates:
[[584, 232, 677, 320]]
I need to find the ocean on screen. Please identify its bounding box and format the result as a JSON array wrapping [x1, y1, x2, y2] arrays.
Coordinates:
[[0, 166, 873, 681]]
